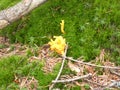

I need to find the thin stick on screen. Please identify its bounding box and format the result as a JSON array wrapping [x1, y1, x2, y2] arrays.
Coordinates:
[[52, 73, 92, 83], [110, 69, 120, 77], [66, 57, 120, 70], [55, 45, 68, 80], [84, 79, 105, 87], [20, 77, 28, 89], [49, 44, 68, 90], [104, 81, 120, 89]]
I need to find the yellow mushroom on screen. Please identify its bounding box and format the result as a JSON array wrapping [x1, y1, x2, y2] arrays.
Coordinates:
[[48, 36, 66, 55], [60, 20, 65, 34]]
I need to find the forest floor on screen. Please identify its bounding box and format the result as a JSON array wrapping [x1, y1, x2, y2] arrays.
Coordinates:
[[0, 36, 120, 90], [0, 0, 120, 90]]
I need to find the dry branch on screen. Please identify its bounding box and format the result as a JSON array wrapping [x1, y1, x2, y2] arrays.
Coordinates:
[[65, 57, 120, 70], [84, 79, 105, 87], [52, 73, 92, 83], [0, 0, 47, 29], [49, 44, 68, 90], [104, 81, 120, 89], [110, 69, 120, 77]]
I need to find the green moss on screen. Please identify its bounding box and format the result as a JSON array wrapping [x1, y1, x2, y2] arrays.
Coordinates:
[[0, 56, 27, 87], [0, 0, 20, 10], [1, 0, 120, 62], [0, 56, 60, 89]]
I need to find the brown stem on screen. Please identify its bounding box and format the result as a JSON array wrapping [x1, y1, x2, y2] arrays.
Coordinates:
[[52, 73, 92, 83], [66, 57, 120, 70], [49, 44, 68, 90]]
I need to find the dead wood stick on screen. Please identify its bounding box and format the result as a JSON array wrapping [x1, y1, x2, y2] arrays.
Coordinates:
[[104, 80, 120, 89], [49, 44, 68, 90], [110, 69, 120, 77], [54, 45, 68, 81], [52, 73, 92, 83], [0, 0, 47, 29], [84, 79, 105, 87], [20, 77, 28, 89], [65, 57, 120, 70]]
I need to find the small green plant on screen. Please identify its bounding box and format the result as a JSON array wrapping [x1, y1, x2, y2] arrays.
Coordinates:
[[9, 45, 15, 52], [0, 44, 7, 49], [84, 84, 90, 90]]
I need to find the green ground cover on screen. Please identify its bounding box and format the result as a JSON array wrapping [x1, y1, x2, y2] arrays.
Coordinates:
[[0, 0, 120, 89], [0, 0, 20, 10]]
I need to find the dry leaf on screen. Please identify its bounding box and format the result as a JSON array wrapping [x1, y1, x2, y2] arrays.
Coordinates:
[[99, 49, 105, 62], [68, 61, 81, 73], [17, 76, 38, 90], [42, 57, 62, 73]]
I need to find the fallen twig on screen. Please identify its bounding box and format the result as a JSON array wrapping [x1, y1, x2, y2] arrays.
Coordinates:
[[49, 44, 68, 90], [84, 79, 105, 87], [52, 73, 92, 83], [65, 57, 120, 70], [110, 69, 120, 77], [20, 77, 28, 89], [104, 80, 120, 89]]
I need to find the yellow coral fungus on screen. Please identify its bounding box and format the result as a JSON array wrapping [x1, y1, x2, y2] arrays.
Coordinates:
[[48, 36, 66, 55], [60, 20, 65, 34]]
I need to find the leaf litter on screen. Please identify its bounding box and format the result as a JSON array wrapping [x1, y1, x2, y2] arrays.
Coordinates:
[[0, 36, 27, 59], [65, 49, 120, 90], [28, 44, 63, 73], [14, 75, 38, 90]]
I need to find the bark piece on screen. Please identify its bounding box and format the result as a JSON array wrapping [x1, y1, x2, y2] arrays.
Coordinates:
[[0, 0, 47, 29]]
